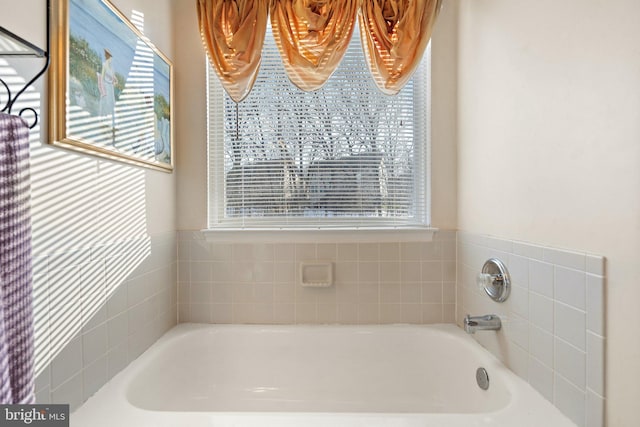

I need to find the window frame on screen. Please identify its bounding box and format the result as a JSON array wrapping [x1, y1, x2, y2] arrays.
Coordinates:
[[205, 30, 433, 237]]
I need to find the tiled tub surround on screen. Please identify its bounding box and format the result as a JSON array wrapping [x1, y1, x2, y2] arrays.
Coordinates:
[[33, 232, 177, 411], [177, 230, 456, 324], [457, 232, 606, 427]]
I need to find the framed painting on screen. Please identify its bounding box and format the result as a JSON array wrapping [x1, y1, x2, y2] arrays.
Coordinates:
[[49, 0, 173, 172]]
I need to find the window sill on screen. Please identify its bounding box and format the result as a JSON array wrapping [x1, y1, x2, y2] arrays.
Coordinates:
[[201, 227, 438, 243]]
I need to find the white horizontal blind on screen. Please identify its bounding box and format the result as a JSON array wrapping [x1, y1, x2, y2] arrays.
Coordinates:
[[207, 25, 430, 229]]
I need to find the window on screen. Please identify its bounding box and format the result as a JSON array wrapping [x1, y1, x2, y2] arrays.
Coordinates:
[[207, 25, 430, 230]]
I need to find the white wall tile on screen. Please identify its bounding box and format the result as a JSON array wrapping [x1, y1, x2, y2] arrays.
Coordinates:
[[457, 231, 605, 427], [421, 261, 442, 281], [82, 324, 107, 366], [107, 285, 128, 317], [380, 262, 401, 283], [191, 282, 212, 303], [422, 282, 443, 304], [421, 242, 441, 261], [317, 244, 337, 260], [380, 304, 402, 323], [441, 240, 456, 261], [82, 356, 108, 401], [295, 303, 318, 323], [505, 315, 529, 350], [554, 374, 586, 427], [35, 386, 51, 404], [358, 243, 379, 261], [543, 248, 586, 271], [555, 338, 586, 389], [107, 312, 128, 347], [177, 303, 190, 323], [586, 274, 605, 336], [380, 283, 402, 304], [555, 303, 586, 351], [401, 303, 423, 323], [211, 284, 234, 304], [177, 240, 190, 261], [336, 243, 358, 261], [35, 367, 50, 393], [51, 336, 83, 390], [400, 242, 422, 261], [530, 293, 554, 333], [295, 244, 316, 262], [211, 304, 233, 323], [336, 282, 358, 303], [505, 340, 528, 381], [212, 262, 233, 282], [528, 356, 554, 402], [51, 372, 83, 412], [529, 325, 554, 368], [334, 262, 358, 284], [555, 267, 586, 310], [443, 304, 456, 323], [443, 282, 456, 304], [442, 261, 456, 282], [107, 343, 128, 380], [379, 243, 400, 261], [336, 303, 358, 323], [402, 261, 422, 282], [530, 260, 554, 298], [274, 243, 295, 262], [507, 285, 529, 319], [358, 262, 379, 283], [585, 255, 605, 277], [357, 303, 379, 323], [508, 254, 529, 288], [176, 283, 189, 305], [358, 283, 379, 304], [317, 304, 337, 323], [586, 332, 605, 396], [486, 236, 513, 253], [512, 241, 544, 260], [586, 390, 604, 427], [272, 304, 295, 324], [189, 262, 211, 282]]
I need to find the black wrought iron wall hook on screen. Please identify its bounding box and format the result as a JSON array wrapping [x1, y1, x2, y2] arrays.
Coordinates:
[[0, 0, 50, 129]]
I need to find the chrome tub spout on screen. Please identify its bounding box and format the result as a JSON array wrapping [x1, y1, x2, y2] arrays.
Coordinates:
[[464, 314, 502, 334]]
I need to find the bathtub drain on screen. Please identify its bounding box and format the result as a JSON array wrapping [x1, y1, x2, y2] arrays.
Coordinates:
[[476, 367, 490, 390]]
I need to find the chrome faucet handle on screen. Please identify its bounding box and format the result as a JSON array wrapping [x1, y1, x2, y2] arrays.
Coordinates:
[[477, 258, 511, 303]]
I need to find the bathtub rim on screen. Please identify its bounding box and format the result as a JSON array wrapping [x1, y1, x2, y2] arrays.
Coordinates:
[[71, 323, 577, 427]]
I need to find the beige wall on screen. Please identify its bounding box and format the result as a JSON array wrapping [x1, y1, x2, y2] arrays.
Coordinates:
[[457, 0, 640, 425], [174, 0, 459, 231], [2, 0, 177, 234], [1, 0, 177, 409]]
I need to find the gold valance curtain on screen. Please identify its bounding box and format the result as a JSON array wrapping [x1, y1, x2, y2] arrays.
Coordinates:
[[197, 0, 269, 102], [360, 0, 442, 95], [270, 0, 360, 91], [197, 0, 442, 100]]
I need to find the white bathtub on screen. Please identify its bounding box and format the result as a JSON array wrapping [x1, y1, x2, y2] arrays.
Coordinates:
[[72, 324, 575, 427]]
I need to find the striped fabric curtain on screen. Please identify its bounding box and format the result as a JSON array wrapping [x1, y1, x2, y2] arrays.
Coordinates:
[[197, 0, 441, 98]]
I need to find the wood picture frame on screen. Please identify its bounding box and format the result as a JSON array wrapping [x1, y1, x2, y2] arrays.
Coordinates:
[[49, 0, 173, 172]]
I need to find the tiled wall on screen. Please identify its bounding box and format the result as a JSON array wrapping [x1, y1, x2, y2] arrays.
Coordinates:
[[33, 232, 177, 410], [177, 230, 456, 324], [457, 232, 605, 427]]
